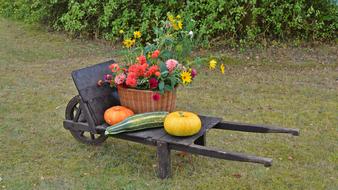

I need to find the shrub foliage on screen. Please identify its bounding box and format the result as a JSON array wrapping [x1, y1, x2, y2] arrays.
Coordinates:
[[1, 0, 337, 45]]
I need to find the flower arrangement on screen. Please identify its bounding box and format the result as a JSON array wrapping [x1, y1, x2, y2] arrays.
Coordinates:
[[99, 13, 200, 100], [99, 55, 196, 92]]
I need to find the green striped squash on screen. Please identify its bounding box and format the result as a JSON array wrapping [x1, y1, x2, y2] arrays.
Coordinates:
[[105, 112, 168, 135]]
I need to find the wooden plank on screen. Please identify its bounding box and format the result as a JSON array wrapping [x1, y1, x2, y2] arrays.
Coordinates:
[[95, 123, 109, 132], [114, 134, 157, 146], [170, 144, 273, 167], [71, 60, 121, 126], [158, 116, 222, 146], [97, 115, 221, 146], [81, 102, 98, 131], [96, 123, 157, 145], [85, 94, 120, 125], [79, 85, 119, 103], [214, 121, 300, 136], [157, 141, 171, 179], [97, 123, 167, 144], [194, 134, 206, 146], [71, 60, 115, 91], [63, 120, 93, 132], [122, 128, 167, 143]]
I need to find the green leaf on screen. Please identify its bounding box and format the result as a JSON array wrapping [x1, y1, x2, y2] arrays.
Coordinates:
[[159, 62, 168, 72], [164, 85, 173, 91], [159, 50, 172, 60], [144, 44, 156, 55], [161, 70, 169, 77], [170, 77, 177, 88], [159, 81, 164, 93]]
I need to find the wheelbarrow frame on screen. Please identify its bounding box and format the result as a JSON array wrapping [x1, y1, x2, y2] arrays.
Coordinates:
[[63, 60, 299, 179]]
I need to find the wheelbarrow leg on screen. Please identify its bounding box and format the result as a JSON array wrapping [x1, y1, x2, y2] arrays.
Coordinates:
[[157, 141, 171, 179], [194, 134, 206, 146]]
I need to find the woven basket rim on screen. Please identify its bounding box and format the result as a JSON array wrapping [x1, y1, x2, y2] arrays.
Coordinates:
[[117, 85, 177, 93]]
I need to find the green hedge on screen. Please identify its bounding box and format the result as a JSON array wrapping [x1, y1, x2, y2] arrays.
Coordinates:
[[1, 0, 337, 46]]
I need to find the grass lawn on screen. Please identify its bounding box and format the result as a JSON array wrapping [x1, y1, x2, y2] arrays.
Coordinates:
[[0, 17, 337, 190]]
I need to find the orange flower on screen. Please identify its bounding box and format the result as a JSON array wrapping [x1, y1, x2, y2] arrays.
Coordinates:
[[151, 50, 160, 59], [145, 65, 160, 77], [126, 72, 137, 87], [109, 64, 120, 72], [137, 55, 147, 65], [128, 64, 146, 77]]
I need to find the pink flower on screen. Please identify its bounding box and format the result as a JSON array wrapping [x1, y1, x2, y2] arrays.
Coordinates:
[[109, 64, 120, 72], [152, 93, 161, 101], [149, 78, 159, 89], [191, 68, 197, 78], [165, 59, 178, 72], [104, 74, 112, 80], [114, 73, 126, 85], [126, 73, 137, 87]]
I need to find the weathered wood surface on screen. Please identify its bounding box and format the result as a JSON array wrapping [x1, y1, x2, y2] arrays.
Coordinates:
[[157, 116, 222, 145], [194, 134, 206, 146], [99, 115, 222, 146], [71, 60, 120, 125], [214, 121, 300, 136], [92, 115, 221, 148], [85, 93, 120, 125], [72, 60, 114, 92], [170, 144, 273, 167], [63, 120, 93, 132], [78, 85, 116, 102], [157, 141, 171, 179]]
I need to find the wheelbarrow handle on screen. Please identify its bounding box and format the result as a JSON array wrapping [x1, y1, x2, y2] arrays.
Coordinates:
[[214, 121, 300, 136], [170, 143, 273, 167]]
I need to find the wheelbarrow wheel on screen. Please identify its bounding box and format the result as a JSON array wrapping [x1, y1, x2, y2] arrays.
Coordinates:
[[65, 95, 107, 145]]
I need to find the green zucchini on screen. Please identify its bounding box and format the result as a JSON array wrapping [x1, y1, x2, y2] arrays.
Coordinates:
[[105, 111, 168, 135]]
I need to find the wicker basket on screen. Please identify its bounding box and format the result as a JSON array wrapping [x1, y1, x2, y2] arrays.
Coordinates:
[[117, 85, 177, 113]]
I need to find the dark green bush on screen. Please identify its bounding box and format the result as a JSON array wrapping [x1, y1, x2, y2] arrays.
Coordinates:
[[1, 0, 337, 46]]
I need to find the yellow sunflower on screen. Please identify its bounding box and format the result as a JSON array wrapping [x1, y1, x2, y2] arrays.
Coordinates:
[[177, 20, 183, 30], [209, 59, 217, 70], [168, 14, 175, 22], [168, 13, 183, 30], [181, 71, 192, 85], [220, 64, 225, 74], [133, 31, 141, 39], [123, 38, 135, 48]]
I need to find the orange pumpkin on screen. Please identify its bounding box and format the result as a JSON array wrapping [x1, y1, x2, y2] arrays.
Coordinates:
[[104, 106, 134, 125]]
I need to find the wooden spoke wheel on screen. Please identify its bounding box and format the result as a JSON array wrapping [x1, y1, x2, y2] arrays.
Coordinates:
[[65, 95, 107, 145]]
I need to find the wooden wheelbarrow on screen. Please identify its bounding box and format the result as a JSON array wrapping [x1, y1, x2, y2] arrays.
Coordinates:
[[63, 60, 300, 179]]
